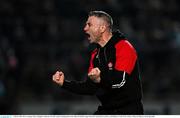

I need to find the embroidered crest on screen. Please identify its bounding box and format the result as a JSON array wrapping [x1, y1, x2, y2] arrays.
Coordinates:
[[108, 62, 113, 70]]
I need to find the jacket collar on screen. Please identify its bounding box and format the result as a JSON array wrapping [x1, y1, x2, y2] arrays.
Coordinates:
[[97, 30, 126, 48]]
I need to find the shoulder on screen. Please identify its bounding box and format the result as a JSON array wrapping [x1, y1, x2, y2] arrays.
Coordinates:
[[115, 39, 137, 56], [115, 40, 136, 51]]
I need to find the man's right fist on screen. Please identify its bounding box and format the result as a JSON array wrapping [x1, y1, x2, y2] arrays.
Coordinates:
[[52, 71, 64, 86]]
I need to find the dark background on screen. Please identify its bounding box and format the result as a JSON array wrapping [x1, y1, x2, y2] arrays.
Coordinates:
[[0, 0, 180, 115]]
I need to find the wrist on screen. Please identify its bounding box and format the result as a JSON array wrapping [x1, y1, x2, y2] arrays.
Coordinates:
[[93, 76, 101, 83]]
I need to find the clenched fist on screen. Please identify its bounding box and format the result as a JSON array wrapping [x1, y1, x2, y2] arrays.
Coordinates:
[[52, 71, 64, 86], [88, 67, 101, 83]]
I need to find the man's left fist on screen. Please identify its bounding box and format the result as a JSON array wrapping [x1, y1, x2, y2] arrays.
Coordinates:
[[88, 67, 101, 83]]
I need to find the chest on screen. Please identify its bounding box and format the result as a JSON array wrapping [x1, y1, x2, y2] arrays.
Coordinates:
[[93, 47, 115, 71]]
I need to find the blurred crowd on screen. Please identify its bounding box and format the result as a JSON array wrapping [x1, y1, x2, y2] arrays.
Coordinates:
[[0, 0, 180, 114]]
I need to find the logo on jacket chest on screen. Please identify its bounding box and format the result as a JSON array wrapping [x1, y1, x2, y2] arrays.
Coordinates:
[[108, 62, 113, 70]]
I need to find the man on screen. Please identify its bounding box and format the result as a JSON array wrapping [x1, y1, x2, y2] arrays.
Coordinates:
[[52, 11, 144, 115]]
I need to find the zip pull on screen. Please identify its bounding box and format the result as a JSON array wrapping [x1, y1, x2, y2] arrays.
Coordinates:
[[96, 48, 100, 64]]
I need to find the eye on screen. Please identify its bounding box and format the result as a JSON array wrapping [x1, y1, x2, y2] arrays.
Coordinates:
[[84, 23, 89, 28], [87, 23, 92, 27]]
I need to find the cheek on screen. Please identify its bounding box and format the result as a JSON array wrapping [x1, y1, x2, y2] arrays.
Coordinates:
[[91, 31, 98, 39], [94, 29, 101, 38], [92, 28, 100, 35]]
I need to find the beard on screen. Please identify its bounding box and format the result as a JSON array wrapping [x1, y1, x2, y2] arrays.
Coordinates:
[[91, 33, 102, 43]]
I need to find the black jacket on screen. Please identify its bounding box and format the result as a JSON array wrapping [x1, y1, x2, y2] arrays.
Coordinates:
[[62, 31, 144, 114]]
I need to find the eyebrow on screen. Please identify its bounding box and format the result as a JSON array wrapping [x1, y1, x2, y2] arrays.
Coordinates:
[[85, 22, 92, 26]]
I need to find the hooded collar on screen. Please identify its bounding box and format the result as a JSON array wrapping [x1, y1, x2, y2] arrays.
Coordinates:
[[97, 30, 126, 48]]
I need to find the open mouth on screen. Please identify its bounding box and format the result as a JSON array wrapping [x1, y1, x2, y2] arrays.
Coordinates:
[[85, 33, 90, 39]]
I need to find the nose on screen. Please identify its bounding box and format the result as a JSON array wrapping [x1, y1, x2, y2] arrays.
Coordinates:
[[84, 25, 88, 32]]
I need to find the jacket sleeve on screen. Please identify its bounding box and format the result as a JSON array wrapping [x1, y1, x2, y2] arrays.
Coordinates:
[[99, 69, 129, 89], [61, 78, 99, 95], [100, 40, 137, 89]]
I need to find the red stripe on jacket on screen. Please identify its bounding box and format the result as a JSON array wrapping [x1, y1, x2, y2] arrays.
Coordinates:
[[88, 49, 97, 73]]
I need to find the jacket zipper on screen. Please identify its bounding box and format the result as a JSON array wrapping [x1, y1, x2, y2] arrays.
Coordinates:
[[97, 47, 108, 65], [104, 47, 108, 63]]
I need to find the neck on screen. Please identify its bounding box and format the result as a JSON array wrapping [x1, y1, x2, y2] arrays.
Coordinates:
[[98, 32, 112, 47]]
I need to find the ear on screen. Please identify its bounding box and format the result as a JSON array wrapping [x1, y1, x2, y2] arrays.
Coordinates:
[[100, 25, 106, 33]]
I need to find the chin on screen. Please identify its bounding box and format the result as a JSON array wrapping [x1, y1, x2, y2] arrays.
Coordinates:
[[89, 41, 93, 44], [88, 38, 93, 43]]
